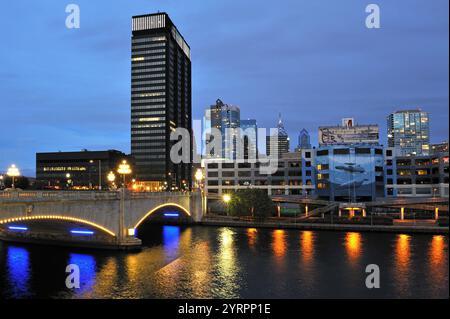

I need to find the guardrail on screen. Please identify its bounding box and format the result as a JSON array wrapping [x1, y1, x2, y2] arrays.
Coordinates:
[[0, 190, 193, 202]]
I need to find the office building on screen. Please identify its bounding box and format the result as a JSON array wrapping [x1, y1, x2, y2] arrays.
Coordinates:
[[431, 141, 449, 155], [297, 128, 311, 150], [240, 119, 258, 159], [36, 150, 131, 190], [204, 99, 240, 159], [387, 109, 430, 156], [266, 114, 290, 158], [131, 13, 192, 190]]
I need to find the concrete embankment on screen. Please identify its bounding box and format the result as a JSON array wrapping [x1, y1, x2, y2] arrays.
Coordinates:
[[200, 219, 449, 235]]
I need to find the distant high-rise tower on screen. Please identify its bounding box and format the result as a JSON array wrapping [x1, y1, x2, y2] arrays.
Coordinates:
[[241, 119, 258, 159], [204, 99, 240, 159], [131, 13, 192, 190], [266, 114, 290, 158], [387, 110, 430, 156], [297, 128, 311, 149]]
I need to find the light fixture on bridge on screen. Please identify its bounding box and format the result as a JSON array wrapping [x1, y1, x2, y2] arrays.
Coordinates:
[[117, 160, 132, 187], [7, 164, 21, 189], [195, 168, 203, 188], [107, 171, 116, 183], [70, 229, 95, 236], [8, 225, 28, 231], [164, 213, 179, 217], [128, 228, 136, 236]]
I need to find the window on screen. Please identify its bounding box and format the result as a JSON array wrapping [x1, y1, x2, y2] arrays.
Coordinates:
[[222, 163, 235, 169], [333, 149, 350, 155], [386, 150, 393, 157], [222, 171, 234, 178], [317, 150, 329, 156], [356, 148, 371, 154], [305, 152, 311, 158], [207, 171, 218, 178], [207, 163, 218, 169]]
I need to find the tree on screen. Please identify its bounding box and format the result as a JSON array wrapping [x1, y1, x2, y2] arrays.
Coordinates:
[[228, 189, 274, 220], [3, 176, 30, 189]]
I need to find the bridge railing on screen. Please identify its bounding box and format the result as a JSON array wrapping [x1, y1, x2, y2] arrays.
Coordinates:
[[0, 190, 120, 202], [0, 190, 195, 202]]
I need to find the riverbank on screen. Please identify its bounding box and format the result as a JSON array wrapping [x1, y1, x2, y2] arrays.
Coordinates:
[[200, 218, 449, 234]]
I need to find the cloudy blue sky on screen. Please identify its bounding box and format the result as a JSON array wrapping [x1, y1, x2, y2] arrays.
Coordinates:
[[0, 0, 448, 176]]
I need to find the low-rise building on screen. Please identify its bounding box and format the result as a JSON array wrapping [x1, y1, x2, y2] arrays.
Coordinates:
[[36, 150, 132, 190], [385, 151, 449, 197], [203, 150, 315, 197]]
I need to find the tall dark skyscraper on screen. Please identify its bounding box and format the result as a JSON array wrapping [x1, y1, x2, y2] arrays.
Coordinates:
[[131, 13, 192, 190]]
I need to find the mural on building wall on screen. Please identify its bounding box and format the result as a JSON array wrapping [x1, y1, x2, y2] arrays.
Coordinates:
[[330, 155, 382, 198]]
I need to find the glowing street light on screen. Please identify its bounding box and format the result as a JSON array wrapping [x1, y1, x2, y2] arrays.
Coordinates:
[[195, 168, 203, 188], [117, 160, 132, 187], [223, 193, 231, 204], [107, 171, 116, 183], [7, 164, 20, 189]]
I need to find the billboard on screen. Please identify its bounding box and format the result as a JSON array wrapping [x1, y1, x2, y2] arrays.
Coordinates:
[[319, 125, 379, 145]]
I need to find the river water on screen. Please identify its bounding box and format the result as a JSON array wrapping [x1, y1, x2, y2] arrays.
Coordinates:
[[0, 226, 448, 299]]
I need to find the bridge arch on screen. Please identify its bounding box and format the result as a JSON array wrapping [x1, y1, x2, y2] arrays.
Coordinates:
[[133, 203, 191, 229], [0, 215, 116, 237]]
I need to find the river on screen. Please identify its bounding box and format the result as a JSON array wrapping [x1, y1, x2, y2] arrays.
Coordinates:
[[0, 225, 448, 298]]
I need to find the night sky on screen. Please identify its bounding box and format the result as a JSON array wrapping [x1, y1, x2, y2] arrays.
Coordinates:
[[0, 0, 448, 176]]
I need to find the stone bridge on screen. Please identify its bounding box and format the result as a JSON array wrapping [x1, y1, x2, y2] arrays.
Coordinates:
[[0, 190, 205, 249]]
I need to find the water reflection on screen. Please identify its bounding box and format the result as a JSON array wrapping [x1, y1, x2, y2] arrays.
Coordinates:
[[68, 253, 96, 297], [300, 231, 314, 265], [394, 234, 411, 295], [6, 246, 31, 298], [272, 230, 287, 259], [345, 232, 362, 265], [216, 228, 240, 298], [427, 235, 447, 295], [163, 226, 180, 257], [246, 228, 258, 248]]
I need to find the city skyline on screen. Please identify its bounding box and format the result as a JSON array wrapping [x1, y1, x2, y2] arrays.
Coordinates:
[[1, 0, 448, 176]]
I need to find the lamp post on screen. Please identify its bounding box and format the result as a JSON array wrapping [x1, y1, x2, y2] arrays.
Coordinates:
[[117, 160, 132, 188], [223, 193, 231, 216], [7, 164, 20, 190], [66, 173, 72, 190], [195, 168, 203, 189], [89, 159, 102, 190]]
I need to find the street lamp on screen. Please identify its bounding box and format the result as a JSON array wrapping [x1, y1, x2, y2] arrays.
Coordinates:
[[223, 193, 231, 216], [195, 168, 203, 189], [223, 193, 231, 203], [117, 160, 132, 188], [107, 171, 116, 190], [7, 164, 20, 189]]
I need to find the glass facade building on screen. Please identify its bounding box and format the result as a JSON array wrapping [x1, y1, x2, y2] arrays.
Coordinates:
[[387, 110, 430, 156], [131, 13, 192, 189], [204, 99, 240, 159], [297, 128, 311, 149], [240, 119, 258, 159], [266, 114, 290, 159]]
